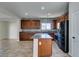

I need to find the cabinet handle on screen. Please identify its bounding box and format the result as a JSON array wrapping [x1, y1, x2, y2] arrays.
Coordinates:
[[39, 41, 42, 46]]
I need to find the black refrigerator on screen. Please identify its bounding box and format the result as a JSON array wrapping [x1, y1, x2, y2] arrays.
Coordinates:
[[55, 20, 69, 53]]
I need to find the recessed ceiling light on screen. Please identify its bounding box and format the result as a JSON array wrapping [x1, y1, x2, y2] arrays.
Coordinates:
[[25, 13, 28, 15], [47, 13, 51, 15], [41, 6, 45, 10]]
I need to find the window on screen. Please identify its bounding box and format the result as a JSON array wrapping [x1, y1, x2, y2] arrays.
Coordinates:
[[41, 23, 51, 30]]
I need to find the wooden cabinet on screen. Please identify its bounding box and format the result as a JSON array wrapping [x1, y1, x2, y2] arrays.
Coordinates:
[[21, 20, 40, 29], [20, 19, 40, 41], [57, 13, 68, 22], [19, 32, 35, 41], [50, 32, 55, 40], [38, 39, 52, 57], [52, 20, 57, 29], [52, 13, 68, 30]]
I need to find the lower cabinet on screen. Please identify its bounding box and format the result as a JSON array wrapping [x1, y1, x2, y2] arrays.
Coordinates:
[[19, 32, 35, 41], [38, 39, 52, 57]]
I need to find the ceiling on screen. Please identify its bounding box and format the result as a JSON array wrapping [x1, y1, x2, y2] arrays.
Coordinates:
[[0, 2, 68, 20]]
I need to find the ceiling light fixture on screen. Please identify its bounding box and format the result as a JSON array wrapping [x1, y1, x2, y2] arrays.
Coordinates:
[[47, 13, 51, 16], [25, 13, 28, 15], [41, 6, 45, 10]]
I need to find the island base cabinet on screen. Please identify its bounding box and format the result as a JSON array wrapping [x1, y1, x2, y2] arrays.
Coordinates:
[[38, 39, 52, 57]]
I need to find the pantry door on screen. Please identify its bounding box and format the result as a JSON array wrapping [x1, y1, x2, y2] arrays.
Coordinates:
[[70, 11, 79, 57]]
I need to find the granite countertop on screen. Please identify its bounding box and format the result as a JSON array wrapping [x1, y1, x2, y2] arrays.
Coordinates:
[[20, 29, 57, 32], [32, 33, 53, 39]]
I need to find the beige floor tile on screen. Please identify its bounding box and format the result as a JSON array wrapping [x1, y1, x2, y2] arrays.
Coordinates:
[[0, 39, 70, 57]]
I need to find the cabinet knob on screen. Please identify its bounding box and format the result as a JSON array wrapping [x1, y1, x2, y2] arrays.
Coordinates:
[[39, 41, 42, 46], [72, 37, 75, 39]]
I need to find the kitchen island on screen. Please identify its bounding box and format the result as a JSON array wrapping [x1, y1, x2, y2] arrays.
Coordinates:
[[32, 33, 53, 57]]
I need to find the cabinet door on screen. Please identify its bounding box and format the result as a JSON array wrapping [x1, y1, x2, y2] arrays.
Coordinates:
[[38, 39, 52, 57], [21, 20, 30, 29], [35, 20, 40, 29], [52, 20, 57, 29], [31, 20, 40, 29], [19, 32, 27, 41], [19, 32, 33, 41]]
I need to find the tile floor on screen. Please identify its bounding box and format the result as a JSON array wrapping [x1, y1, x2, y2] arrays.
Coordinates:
[[0, 39, 33, 57], [0, 39, 70, 57], [52, 41, 70, 57]]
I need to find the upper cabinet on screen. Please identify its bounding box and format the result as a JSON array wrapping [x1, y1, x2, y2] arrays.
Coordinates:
[[52, 20, 57, 29], [57, 13, 68, 22], [21, 19, 40, 29], [52, 13, 68, 29]]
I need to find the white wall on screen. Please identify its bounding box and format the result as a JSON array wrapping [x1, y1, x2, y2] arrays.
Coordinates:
[[9, 20, 20, 41], [0, 21, 9, 39]]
